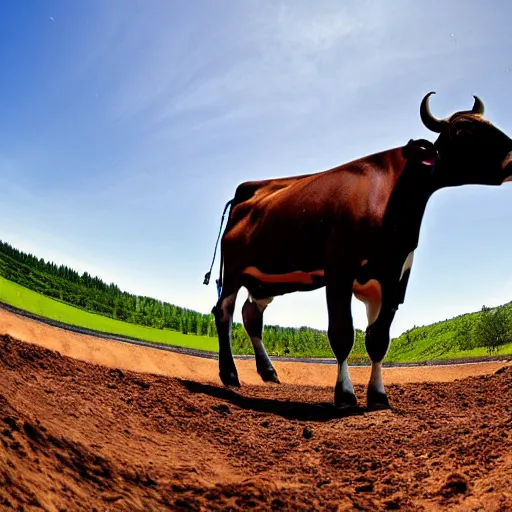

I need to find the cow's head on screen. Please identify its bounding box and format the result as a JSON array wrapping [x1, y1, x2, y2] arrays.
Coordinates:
[[420, 92, 512, 187]]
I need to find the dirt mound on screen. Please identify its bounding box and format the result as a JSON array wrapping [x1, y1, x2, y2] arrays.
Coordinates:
[[1, 334, 511, 511]]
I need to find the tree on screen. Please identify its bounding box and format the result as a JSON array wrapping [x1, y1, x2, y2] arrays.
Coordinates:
[[456, 316, 475, 351], [473, 305, 512, 354]]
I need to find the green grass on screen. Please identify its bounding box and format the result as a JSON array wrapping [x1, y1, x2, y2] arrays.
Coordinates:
[[0, 276, 218, 352]]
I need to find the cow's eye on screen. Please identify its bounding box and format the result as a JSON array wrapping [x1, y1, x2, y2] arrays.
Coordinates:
[[455, 128, 472, 139]]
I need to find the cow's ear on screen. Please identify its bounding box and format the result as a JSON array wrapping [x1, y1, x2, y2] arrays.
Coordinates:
[[403, 139, 437, 168]]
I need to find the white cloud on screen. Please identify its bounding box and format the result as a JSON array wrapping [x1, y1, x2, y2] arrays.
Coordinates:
[[270, 4, 362, 54], [145, 4, 487, 139]]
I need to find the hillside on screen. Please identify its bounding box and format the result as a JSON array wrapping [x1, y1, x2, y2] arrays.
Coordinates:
[[0, 239, 511, 362], [388, 306, 512, 362]]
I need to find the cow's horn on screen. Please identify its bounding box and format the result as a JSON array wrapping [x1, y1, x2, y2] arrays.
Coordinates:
[[471, 95, 485, 115], [420, 92, 445, 133]]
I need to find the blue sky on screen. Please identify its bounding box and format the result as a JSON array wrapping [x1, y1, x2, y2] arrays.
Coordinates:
[[1, 0, 512, 339]]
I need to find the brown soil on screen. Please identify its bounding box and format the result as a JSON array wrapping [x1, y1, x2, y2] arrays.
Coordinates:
[[1, 310, 511, 511]]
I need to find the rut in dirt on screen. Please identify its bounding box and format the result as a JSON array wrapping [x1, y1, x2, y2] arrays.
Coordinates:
[[1, 333, 511, 511]]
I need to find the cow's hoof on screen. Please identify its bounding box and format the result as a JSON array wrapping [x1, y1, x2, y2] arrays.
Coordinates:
[[367, 390, 391, 411], [259, 368, 281, 384], [334, 388, 358, 410], [219, 371, 240, 388]]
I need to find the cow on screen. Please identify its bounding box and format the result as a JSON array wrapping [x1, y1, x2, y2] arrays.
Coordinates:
[[203, 91, 512, 411]]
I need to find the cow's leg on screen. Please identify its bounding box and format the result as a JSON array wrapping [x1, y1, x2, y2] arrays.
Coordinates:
[[212, 285, 241, 387], [325, 275, 358, 409], [241, 296, 280, 384], [364, 253, 413, 410], [364, 303, 396, 410]]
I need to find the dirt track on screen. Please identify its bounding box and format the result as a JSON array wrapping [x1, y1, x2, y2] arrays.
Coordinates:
[[1, 309, 512, 511]]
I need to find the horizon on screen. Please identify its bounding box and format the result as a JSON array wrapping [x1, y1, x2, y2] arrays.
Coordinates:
[[1, 1, 512, 339]]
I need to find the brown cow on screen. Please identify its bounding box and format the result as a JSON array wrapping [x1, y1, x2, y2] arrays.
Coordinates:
[[204, 92, 512, 411]]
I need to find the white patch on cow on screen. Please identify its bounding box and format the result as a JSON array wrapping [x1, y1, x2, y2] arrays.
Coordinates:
[[400, 251, 415, 281], [368, 361, 385, 394], [249, 295, 274, 312], [220, 293, 237, 322], [353, 278, 382, 326], [337, 360, 355, 394]]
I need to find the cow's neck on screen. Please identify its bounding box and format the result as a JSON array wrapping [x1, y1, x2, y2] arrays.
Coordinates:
[[382, 144, 438, 254]]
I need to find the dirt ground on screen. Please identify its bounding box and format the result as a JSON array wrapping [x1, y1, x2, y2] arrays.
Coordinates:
[[1, 310, 511, 511]]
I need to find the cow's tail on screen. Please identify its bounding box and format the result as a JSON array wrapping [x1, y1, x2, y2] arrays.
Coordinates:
[[203, 198, 234, 298]]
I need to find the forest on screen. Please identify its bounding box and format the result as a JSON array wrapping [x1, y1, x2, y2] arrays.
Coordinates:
[[0, 239, 510, 360]]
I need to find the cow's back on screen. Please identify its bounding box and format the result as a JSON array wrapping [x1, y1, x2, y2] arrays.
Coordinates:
[[221, 148, 407, 274], [228, 147, 406, 231]]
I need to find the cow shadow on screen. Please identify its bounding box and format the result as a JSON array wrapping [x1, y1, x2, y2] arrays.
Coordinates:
[[178, 379, 366, 422]]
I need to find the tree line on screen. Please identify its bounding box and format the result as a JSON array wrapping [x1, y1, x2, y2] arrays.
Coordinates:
[[0, 240, 217, 334]]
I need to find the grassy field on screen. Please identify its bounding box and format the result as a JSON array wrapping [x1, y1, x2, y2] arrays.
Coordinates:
[[0, 276, 218, 352]]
